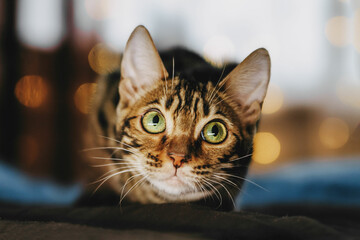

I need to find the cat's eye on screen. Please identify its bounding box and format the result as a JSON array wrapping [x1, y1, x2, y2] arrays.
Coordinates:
[[141, 110, 166, 134], [201, 121, 227, 144]]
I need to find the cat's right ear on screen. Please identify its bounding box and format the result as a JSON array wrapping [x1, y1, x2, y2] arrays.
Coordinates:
[[119, 25, 168, 107], [221, 48, 271, 126]]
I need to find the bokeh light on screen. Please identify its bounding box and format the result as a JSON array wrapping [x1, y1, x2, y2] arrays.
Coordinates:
[[319, 118, 349, 149], [325, 16, 351, 47], [203, 36, 235, 67], [262, 83, 284, 114], [74, 83, 97, 114], [15, 75, 47, 108], [336, 84, 360, 109], [88, 43, 121, 75], [84, 0, 114, 20], [253, 132, 281, 165], [354, 8, 360, 53]]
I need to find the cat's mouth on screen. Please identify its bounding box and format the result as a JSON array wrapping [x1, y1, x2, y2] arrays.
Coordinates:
[[149, 173, 196, 196]]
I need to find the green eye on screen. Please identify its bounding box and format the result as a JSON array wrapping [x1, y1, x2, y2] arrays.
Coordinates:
[[141, 110, 166, 133], [202, 121, 227, 144]]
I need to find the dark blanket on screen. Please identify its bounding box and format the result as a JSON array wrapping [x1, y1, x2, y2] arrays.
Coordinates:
[[1, 203, 359, 240]]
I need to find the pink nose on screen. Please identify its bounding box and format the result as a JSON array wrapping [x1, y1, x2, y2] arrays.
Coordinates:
[[168, 153, 186, 168]]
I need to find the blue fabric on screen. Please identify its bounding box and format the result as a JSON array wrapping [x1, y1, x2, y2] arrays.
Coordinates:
[[0, 161, 82, 205], [1, 157, 360, 207], [237, 157, 360, 208]]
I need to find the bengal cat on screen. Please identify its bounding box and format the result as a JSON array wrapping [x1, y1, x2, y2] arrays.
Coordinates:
[[86, 25, 271, 211]]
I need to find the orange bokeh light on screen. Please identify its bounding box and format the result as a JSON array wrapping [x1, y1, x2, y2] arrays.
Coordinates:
[[253, 132, 281, 165], [319, 118, 349, 149], [325, 16, 351, 47], [74, 83, 97, 114], [15, 75, 47, 108], [88, 43, 121, 75]]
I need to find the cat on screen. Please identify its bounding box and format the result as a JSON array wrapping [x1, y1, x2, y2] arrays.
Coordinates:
[[86, 25, 271, 211]]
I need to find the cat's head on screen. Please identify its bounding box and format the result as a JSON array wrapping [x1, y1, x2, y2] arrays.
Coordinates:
[[114, 25, 270, 206]]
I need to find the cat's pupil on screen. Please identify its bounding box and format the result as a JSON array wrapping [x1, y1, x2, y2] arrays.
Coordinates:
[[211, 125, 219, 136], [152, 115, 159, 125]]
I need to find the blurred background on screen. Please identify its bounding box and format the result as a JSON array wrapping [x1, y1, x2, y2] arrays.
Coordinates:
[[0, 0, 359, 187]]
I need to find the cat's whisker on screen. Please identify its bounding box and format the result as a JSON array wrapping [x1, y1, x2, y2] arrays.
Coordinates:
[[91, 156, 141, 166], [97, 135, 141, 154], [199, 180, 215, 203], [91, 162, 140, 168], [201, 178, 223, 207], [162, 67, 168, 100], [208, 64, 227, 105], [213, 174, 240, 190], [90, 156, 136, 162], [91, 167, 123, 184], [120, 175, 148, 205], [228, 153, 253, 163], [94, 166, 127, 182], [120, 173, 144, 202], [216, 172, 269, 192], [98, 135, 121, 144], [193, 179, 207, 200], [207, 177, 236, 209], [94, 136, 130, 158], [197, 179, 214, 202], [171, 57, 175, 91], [211, 153, 253, 167], [210, 68, 230, 104], [92, 163, 139, 184], [218, 165, 249, 170], [82, 146, 141, 157], [90, 167, 133, 185], [212, 94, 233, 107], [91, 169, 135, 195], [212, 93, 240, 107]]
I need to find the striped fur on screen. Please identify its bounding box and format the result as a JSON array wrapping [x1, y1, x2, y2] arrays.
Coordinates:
[[87, 27, 270, 210]]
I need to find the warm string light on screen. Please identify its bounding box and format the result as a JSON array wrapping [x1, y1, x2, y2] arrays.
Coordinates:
[[325, 16, 351, 47], [74, 83, 97, 114], [15, 75, 47, 108], [252, 132, 281, 165], [325, 9, 360, 53], [88, 43, 121, 75], [319, 118, 349, 149], [336, 83, 360, 109]]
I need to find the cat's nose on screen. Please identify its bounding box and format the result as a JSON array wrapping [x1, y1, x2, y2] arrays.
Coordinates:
[[168, 153, 186, 168]]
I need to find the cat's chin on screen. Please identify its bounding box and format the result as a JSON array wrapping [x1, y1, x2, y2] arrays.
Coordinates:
[[149, 175, 203, 201]]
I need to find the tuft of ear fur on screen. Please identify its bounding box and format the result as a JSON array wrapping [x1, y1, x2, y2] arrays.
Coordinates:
[[119, 25, 168, 106], [222, 48, 271, 125]]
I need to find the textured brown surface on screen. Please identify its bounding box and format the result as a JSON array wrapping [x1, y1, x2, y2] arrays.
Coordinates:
[[1, 203, 356, 240]]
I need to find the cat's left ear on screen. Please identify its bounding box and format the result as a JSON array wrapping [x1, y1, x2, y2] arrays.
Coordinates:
[[120, 25, 168, 106], [222, 48, 270, 125]]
